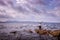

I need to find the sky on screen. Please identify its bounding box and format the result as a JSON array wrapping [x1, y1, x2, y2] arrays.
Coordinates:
[[0, 0, 60, 22]]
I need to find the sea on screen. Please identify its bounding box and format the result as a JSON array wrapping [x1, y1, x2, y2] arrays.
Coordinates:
[[0, 22, 60, 40]]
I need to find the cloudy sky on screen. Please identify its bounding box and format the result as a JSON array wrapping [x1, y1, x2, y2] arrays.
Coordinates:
[[0, 0, 60, 22]]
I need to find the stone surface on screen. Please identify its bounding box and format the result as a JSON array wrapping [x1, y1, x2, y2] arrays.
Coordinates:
[[0, 31, 59, 40]]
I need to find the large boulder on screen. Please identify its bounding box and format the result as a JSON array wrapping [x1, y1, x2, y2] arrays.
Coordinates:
[[35, 29, 49, 35], [49, 30, 60, 37], [35, 29, 60, 37]]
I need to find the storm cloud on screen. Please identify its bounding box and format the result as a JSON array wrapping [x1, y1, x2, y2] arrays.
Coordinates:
[[0, 0, 60, 22]]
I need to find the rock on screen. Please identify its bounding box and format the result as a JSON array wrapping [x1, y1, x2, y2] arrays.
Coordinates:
[[35, 29, 60, 37], [49, 30, 60, 37], [35, 29, 49, 35], [28, 29, 33, 33], [10, 31, 17, 35], [35, 29, 59, 40]]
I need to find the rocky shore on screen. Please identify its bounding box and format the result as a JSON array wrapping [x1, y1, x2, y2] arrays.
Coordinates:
[[0, 23, 60, 40], [0, 30, 60, 40]]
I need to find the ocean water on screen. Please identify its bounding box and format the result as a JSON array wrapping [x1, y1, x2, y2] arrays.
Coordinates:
[[41, 22, 60, 30], [0, 22, 60, 40], [0, 22, 40, 33]]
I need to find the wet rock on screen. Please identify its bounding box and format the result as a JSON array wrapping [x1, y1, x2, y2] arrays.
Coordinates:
[[10, 31, 17, 35]]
